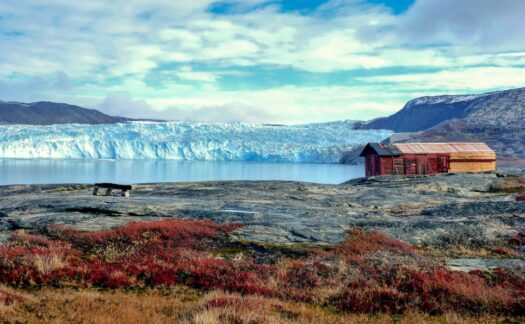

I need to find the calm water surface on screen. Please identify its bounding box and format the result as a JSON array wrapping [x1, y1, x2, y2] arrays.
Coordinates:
[[0, 159, 364, 185]]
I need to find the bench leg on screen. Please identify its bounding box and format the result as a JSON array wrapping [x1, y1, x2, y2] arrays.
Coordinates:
[[105, 188, 113, 196], [93, 186, 99, 196], [122, 190, 130, 198]]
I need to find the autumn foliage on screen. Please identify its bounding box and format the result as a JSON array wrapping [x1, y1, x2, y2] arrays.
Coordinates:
[[0, 219, 524, 316]]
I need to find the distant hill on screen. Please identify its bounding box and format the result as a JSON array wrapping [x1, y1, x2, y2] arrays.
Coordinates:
[[0, 101, 131, 125], [354, 87, 525, 158]]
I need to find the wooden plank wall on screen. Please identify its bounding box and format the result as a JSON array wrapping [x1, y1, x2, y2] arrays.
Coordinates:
[[449, 161, 496, 173], [403, 154, 417, 176], [379, 156, 405, 175], [449, 151, 496, 173], [365, 153, 383, 176], [437, 154, 450, 173], [450, 152, 496, 160], [393, 157, 404, 175], [380, 157, 393, 175]]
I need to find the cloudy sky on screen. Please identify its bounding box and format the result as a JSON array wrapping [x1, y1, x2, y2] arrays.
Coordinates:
[[1, 0, 524, 124]]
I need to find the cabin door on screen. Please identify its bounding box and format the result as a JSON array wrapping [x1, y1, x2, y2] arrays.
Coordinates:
[[416, 156, 428, 175], [437, 155, 450, 173], [366, 154, 380, 176], [365, 155, 372, 177]]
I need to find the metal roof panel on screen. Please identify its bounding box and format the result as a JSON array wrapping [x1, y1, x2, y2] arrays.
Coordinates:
[[394, 143, 495, 154], [359, 143, 403, 157]]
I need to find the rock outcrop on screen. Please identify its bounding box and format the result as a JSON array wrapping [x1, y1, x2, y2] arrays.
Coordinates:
[[1, 172, 524, 248]]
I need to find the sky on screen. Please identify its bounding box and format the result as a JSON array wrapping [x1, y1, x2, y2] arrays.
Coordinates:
[[1, 0, 525, 124]]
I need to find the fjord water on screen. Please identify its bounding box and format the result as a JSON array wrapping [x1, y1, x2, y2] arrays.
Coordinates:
[[0, 159, 364, 185]]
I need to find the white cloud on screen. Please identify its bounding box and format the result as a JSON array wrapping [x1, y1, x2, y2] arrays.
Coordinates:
[[359, 67, 525, 91], [399, 0, 525, 52], [2, 0, 522, 78], [94, 83, 407, 124], [1, 0, 525, 123], [175, 66, 218, 82], [98, 92, 164, 119]]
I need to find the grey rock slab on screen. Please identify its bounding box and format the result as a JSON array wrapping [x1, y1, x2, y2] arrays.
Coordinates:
[[0, 172, 524, 246], [446, 258, 525, 272]]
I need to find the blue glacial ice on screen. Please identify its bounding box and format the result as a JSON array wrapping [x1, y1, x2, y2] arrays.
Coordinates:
[[0, 121, 392, 163]]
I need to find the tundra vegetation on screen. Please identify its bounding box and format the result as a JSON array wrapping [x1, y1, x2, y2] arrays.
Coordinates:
[[0, 219, 523, 323]]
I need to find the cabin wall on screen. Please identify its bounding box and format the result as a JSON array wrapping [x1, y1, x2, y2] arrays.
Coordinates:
[[449, 161, 496, 173], [437, 154, 450, 173], [402, 154, 415, 175], [393, 157, 404, 175], [378, 156, 404, 175], [364, 153, 381, 177], [379, 157, 393, 175], [449, 152, 496, 160], [448, 151, 496, 173]]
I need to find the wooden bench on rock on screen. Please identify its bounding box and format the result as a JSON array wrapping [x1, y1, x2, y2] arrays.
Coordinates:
[[93, 183, 133, 197]]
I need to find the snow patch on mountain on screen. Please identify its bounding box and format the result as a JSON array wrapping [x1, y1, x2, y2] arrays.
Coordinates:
[[0, 121, 392, 163], [406, 95, 485, 108]]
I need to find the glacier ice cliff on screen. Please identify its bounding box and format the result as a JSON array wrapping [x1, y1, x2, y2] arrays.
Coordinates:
[[0, 121, 392, 163]]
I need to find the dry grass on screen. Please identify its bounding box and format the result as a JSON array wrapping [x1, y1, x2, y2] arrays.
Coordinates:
[[0, 286, 29, 317], [1, 288, 518, 324], [30, 253, 68, 274], [490, 177, 525, 193], [421, 244, 520, 259]]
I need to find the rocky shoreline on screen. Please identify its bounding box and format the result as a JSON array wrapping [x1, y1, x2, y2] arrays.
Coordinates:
[[0, 171, 523, 248]]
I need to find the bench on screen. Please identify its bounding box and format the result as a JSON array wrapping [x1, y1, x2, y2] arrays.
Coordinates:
[[93, 183, 133, 197]]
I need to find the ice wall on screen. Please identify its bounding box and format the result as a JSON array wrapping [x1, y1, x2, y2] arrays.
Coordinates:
[[0, 121, 393, 163]]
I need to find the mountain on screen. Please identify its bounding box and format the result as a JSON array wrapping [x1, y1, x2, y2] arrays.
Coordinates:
[[0, 101, 130, 125], [355, 87, 525, 158], [0, 121, 392, 163]]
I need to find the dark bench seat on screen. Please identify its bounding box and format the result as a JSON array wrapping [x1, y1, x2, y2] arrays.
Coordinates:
[[93, 183, 133, 197]]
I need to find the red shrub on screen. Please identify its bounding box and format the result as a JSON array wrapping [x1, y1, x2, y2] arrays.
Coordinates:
[[206, 296, 243, 308], [281, 261, 322, 289], [1, 220, 524, 316], [10, 231, 55, 247], [337, 284, 407, 314], [314, 228, 416, 262], [517, 194, 525, 202], [492, 246, 518, 257], [509, 233, 525, 246], [49, 219, 242, 251], [177, 258, 271, 295], [0, 241, 79, 286], [334, 264, 525, 315]]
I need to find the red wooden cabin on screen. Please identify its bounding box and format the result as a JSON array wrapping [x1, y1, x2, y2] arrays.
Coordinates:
[[360, 142, 496, 177]]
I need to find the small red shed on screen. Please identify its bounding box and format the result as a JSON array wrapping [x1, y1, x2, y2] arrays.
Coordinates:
[[359, 142, 496, 177]]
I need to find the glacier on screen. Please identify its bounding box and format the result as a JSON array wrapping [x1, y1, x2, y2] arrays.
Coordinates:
[[0, 121, 392, 163]]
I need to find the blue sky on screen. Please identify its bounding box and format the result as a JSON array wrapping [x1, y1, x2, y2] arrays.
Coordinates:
[[1, 0, 524, 123]]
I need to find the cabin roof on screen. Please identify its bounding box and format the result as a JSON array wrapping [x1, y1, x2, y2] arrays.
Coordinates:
[[359, 143, 402, 157], [359, 142, 495, 157], [394, 142, 495, 154]]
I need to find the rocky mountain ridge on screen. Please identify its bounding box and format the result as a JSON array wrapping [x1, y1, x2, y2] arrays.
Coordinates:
[[0, 101, 131, 125], [355, 87, 525, 158]]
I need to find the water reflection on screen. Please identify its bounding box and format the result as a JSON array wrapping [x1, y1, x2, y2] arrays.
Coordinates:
[[0, 159, 364, 185]]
